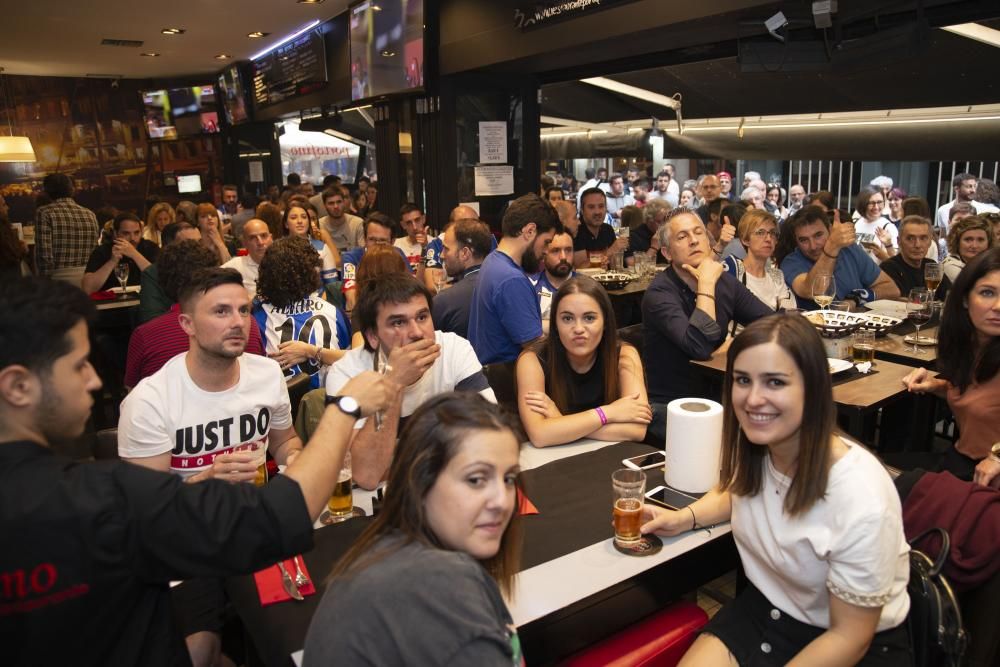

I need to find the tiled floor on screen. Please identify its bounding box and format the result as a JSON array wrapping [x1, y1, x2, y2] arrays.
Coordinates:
[[696, 569, 737, 618]]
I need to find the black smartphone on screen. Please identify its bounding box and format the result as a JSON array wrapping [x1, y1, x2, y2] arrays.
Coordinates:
[[622, 451, 667, 470], [645, 485, 697, 510]]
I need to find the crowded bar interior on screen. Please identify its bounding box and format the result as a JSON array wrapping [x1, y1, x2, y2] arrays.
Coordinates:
[[2, 0, 1000, 665]]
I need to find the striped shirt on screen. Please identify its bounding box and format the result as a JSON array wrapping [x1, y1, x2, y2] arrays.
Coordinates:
[[124, 304, 265, 388], [34, 198, 100, 276]]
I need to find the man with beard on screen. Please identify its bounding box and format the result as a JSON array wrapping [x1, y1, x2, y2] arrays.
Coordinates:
[[574, 187, 628, 269], [469, 193, 563, 364], [787, 183, 807, 216], [0, 276, 392, 667], [118, 267, 304, 665], [81, 212, 159, 293], [532, 231, 575, 334], [431, 218, 493, 339], [647, 171, 678, 207]]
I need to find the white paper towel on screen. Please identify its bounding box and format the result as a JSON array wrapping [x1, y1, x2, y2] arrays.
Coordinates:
[[664, 398, 724, 494]]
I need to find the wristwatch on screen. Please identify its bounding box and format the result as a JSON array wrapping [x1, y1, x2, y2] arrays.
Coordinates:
[[325, 394, 362, 418], [990, 442, 1000, 465]]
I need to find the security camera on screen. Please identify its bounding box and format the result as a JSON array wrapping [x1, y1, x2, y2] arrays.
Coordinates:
[[765, 11, 788, 42]]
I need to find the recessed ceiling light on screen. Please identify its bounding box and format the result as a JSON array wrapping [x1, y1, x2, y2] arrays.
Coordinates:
[[372, 4, 382, 11], [161, 28, 185, 35], [296, 0, 326, 4], [215, 54, 232, 60], [247, 31, 269, 38], [140, 52, 161, 57], [380, 50, 395, 57]]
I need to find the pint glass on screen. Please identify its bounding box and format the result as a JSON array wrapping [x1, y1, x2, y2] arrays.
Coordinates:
[[612, 468, 646, 546]]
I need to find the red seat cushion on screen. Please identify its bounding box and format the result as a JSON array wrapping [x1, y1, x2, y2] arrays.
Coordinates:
[[561, 601, 709, 667]]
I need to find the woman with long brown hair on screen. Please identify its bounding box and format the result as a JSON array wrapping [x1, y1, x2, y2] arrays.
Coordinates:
[[643, 315, 911, 666], [195, 202, 233, 263], [516, 275, 650, 447], [303, 393, 524, 665]]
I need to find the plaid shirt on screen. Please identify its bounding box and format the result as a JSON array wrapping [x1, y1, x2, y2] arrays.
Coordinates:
[[34, 198, 100, 276]]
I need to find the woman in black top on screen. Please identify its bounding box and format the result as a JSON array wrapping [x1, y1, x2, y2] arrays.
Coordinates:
[[516, 276, 650, 447]]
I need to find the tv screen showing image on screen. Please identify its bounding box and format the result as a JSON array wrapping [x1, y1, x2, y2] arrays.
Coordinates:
[[142, 85, 219, 139], [177, 174, 203, 193], [350, 0, 424, 102], [218, 66, 249, 126]]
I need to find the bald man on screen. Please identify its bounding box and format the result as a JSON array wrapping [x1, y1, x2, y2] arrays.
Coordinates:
[[424, 204, 496, 292], [222, 219, 273, 299], [695, 174, 722, 225]]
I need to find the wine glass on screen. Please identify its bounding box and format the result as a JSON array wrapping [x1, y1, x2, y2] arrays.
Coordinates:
[[923, 262, 942, 307], [906, 288, 933, 353], [811, 274, 836, 309], [114, 261, 130, 297]]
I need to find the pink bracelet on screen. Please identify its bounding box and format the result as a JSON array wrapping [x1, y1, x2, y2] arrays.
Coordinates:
[[594, 406, 608, 426]]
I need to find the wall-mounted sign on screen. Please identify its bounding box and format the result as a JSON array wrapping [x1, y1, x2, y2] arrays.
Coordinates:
[[514, 0, 639, 31], [478, 122, 508, 164], [474, 166, 515, 196]]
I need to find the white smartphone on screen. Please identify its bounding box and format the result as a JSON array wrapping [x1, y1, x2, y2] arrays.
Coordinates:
[[645, 485, 698, 510], [622, 451, 666, 471]]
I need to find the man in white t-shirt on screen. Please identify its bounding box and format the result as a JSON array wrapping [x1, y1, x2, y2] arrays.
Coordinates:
[[394, 203, 428, 272], [221, 219, 272, 299], [647, 171, 679, 208], [326, 274, 495, 489], [936, 172, 999, 232], [119, 268, 303, 480], [604, 174, 635, 221]]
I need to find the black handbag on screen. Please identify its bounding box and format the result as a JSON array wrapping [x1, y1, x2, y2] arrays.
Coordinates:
[[907, 527, 967, 667]]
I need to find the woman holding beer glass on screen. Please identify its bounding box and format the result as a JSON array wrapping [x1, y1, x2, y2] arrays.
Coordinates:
[[642, 315, 911, 666], [304, 393, 524, 665], [516, 276, 651, 447], [903, 247, 1000, 486]]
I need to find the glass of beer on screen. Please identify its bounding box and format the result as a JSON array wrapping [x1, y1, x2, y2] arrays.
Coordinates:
[[324, 451, 354, 524], [588, 249, 607, 269], [851, 329, 875, 364], [924, 262, 942, 306], [249, 442, 268, 487], [612, 468, 646, 547]]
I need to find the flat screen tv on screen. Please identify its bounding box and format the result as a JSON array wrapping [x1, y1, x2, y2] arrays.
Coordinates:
[[217, 65, 250, 126], [141, 85, 219, 139], [349, 0, 424, 102], [176, 174, 203, 193]]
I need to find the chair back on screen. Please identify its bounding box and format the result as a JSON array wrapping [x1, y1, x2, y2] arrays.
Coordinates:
[[618, 323, 644, 360], [285, 373, 312, 423]]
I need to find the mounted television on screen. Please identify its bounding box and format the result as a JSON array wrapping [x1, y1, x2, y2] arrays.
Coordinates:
[[349, 0, 425, 102], [141, 85, 219, 139], [217, 65, 250, 126], [176, 174, 203, 193], [252, 28, 328, 109]]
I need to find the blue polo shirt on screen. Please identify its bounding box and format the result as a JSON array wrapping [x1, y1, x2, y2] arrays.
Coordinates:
[[780, 243, 880, 308], [468, 250, 542, 364]]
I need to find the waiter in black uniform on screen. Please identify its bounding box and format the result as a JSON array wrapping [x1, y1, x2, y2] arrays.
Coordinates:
[[0, 277, 393, 666]]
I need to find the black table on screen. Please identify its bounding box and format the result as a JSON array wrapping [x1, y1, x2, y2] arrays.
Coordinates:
[[226, 441, 737, 666]]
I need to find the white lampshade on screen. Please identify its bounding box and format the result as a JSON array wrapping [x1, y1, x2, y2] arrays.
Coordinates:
[[0, 136, 36, 162]]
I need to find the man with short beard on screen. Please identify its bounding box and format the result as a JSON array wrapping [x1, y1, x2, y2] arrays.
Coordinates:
[[118, 267, 304, 665], [469, 194, 563, 364], [532, 231, 575, 334]]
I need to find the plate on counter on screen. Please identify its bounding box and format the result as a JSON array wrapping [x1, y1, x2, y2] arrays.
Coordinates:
[[827, 358, 854, 374]]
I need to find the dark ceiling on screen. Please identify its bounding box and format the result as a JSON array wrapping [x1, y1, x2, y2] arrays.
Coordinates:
[[541, 23, 1000, 123]]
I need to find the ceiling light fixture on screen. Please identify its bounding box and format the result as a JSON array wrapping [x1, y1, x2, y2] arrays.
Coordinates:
[[140, 52, 160, 57], [0, 68, 36, 163], [161, 28, 185, 35], [296, 0, 326, 4], [942, 23, 1000, 49], [251, 19, 321, 61], [215, 54, 232, 60], [380, 50, 395, 57], [247, 31, 269, 39]]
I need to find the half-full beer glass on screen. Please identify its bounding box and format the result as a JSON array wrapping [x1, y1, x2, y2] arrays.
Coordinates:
[[612, 468, 646, 546], [326, 450, 354, 523]]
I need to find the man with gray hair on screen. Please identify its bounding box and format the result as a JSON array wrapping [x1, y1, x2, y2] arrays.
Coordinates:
[[641, 210, 771, 441], [870, 176, 893, 216], [787, 183, 807, 216], [740, 186, 764, 210]]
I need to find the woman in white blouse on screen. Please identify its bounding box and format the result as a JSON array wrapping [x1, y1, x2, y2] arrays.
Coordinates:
[[723, 209, 797, 312], [643, 314, 911, 666]]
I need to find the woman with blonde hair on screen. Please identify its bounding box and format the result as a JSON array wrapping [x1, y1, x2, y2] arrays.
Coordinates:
[[723, 209, 796, 311], [941, 215, 993, 282], [144, 202, 175, 246]]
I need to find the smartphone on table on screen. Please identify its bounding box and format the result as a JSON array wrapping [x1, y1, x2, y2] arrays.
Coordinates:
[[644, 485, 698, 510], [622, 451, 666, 471]]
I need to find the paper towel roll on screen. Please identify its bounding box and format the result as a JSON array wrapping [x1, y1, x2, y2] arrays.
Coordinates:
[[664, 398, 724, 494]]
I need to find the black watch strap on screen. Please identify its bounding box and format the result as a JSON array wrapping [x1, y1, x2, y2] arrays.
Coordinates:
[[325, 394, 361, 418]]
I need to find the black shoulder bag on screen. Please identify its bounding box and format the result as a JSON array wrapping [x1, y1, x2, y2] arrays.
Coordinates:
[[907, 527, 967, 667]]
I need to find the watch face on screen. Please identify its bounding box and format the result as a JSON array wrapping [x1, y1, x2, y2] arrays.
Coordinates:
[[339, 395, 360, 416]]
